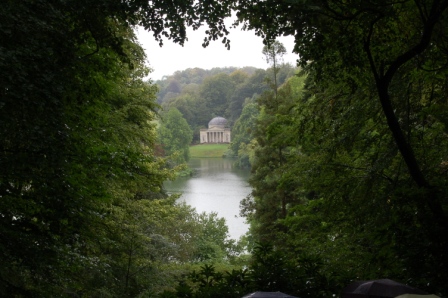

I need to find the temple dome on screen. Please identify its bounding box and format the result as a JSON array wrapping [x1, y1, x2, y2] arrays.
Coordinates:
[[208, 116, 228, 128]]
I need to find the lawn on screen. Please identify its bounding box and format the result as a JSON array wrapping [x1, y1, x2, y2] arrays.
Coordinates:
[[189, 144, 230, 158]]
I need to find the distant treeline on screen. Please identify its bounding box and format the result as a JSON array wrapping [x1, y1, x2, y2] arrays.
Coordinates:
[[155, 65, 296, 142]]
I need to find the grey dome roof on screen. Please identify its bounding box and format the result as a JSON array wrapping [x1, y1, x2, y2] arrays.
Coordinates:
[[208, 116, 228, 127]]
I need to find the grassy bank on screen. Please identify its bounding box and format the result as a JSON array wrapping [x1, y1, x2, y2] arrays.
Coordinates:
[[189, 144, 230, 158]]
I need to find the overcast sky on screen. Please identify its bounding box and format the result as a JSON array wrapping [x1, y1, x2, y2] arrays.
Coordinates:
[[135, 25, 298, 81]]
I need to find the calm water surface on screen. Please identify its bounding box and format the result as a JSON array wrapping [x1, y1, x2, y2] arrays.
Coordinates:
[[164, 158, 251, 240]]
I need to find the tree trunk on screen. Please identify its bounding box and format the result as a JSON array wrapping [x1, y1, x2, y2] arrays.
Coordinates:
[[363, 0, 448, 225]]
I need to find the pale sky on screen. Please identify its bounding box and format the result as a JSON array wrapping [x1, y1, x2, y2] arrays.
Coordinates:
[[136, 25, 298, 81]]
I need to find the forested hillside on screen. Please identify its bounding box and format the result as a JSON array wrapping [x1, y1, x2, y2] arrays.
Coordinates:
[[155, 67, 259, 104], [156, 65, 296, 143]]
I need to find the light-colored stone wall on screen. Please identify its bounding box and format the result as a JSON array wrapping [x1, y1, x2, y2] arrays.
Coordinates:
[[200, 127, 231, 143], [200, 117, 231, 143]]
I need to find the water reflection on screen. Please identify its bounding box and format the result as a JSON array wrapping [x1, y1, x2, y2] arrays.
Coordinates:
[[164, 158, 251, 240]]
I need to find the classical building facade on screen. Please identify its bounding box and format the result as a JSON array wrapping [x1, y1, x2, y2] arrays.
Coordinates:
[[200, 117, 231, 144]]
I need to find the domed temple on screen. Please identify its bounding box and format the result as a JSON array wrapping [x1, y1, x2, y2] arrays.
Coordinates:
[[200, 117, 231, 144]]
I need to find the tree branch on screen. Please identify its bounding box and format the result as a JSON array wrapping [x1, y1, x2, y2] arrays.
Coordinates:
[[365, 0, 448, 224]]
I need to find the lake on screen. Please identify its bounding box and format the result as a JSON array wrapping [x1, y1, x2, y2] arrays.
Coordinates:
[[164, 158, 251, 240]]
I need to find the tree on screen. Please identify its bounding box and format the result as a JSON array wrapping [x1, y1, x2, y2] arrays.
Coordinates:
[[0, 1, 157, 293], [158, 67, 266, 141], [160, 264, 251, 298], [200, 73, 236, 119], [230, 102, 259, 168], [227, 69, 270, 123], [193, 212, 235, 262], [262, 41, 286, 67], [262, 41, 287, 105], [158, 108, 193, 164], [7, 0, 448, 294], [0, 0, 236, 294], [235, 0, 448, 218], [246, 74, 305, 243], [233, 0, 448, 292]]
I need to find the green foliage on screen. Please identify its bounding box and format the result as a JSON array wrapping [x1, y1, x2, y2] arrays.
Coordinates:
[[262, 41, 287, 99], [193, 212, 235, 262], [6, 0, 448, 295], [262, 41, 286, 66], [246, 63, 448, 293], [245, 73, 306, 242], [230, 103, 259, 168], [199, 73, 235, 119], [156, 67, 258, 104], [158, 108, 193, 164], [160, 242, 342, 298], [0, 0, 237, 295], [250, 242, 343, 298], [0, 0, 163, 294], [232, 1, 448, 294], [160, 264, 251, 298], [159, 66, 296, 142]]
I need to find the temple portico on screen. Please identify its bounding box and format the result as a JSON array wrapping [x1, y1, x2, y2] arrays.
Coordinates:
[[200, 117, 231, 144]]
